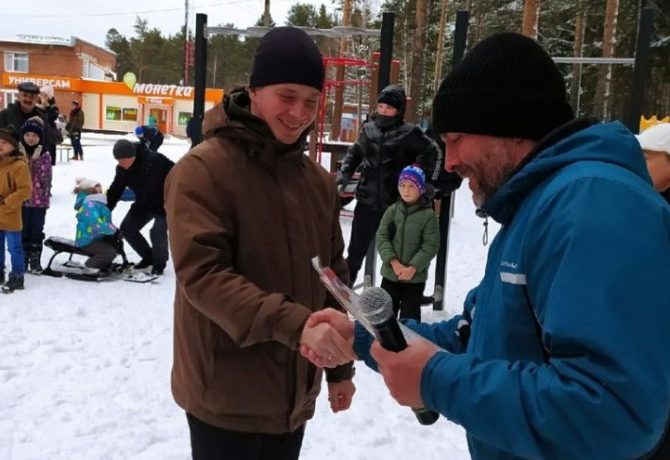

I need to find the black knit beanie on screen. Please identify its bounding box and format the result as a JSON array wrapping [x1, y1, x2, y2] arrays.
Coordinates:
[[432, 32, 574, 140], [21, 117, 44, 141], [377, 84, 406, 113], [113, 139, 137, 159], [249, 27, 325, 91]]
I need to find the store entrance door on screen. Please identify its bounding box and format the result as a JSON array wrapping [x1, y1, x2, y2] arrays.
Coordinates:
[[148, 108, 168, 134]]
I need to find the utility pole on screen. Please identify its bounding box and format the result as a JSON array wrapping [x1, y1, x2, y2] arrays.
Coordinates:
[[264, 0, 271, 26]]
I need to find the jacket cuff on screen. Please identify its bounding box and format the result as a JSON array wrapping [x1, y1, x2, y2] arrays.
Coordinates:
[[271, 300, 313, 350], [353, 322, 373, 358], [325, 362, 356, 382], [420, 351, 455, 413]]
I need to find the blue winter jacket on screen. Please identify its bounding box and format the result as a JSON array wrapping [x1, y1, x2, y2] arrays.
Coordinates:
[[355, 121, 670, 460], [74, 192, 118, 247]]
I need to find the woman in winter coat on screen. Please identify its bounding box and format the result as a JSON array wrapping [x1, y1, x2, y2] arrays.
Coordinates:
[[39, 85, 60, 165], [20, 117, 52, 274], [73, 178, 119, 275], [0, 126, 32, 293]]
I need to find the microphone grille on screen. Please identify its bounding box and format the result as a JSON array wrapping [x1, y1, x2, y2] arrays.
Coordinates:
[[358, 286, 393, 325]]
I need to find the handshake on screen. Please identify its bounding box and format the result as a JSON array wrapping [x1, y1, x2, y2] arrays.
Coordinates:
[[299, 308, 355, 368], [300, 307, 441, 412]]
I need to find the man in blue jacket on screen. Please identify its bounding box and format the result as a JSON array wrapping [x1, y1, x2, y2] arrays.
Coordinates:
[[304, 32, 670, 460]]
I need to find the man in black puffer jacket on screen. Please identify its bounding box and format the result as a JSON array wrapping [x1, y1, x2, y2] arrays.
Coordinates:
[[337, 84, 439, 285], [107, 139, 175, 275]]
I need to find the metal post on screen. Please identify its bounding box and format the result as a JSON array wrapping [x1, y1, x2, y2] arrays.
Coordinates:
[[192, 13, 207, 147], [433, 10, 469, 311], [363, 11, 395, 288], [625, 6, 653, 134]]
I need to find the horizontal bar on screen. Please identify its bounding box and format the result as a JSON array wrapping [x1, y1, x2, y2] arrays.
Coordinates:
[[553, 56, 635, 65]]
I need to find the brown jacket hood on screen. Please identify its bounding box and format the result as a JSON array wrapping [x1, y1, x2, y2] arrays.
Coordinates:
[[0, 151, 32, 231], [165, 89, 351, 434]]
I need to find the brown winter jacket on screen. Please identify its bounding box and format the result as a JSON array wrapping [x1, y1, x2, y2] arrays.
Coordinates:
[[0, 151, 32, 231], [164, 90, 352, 434]]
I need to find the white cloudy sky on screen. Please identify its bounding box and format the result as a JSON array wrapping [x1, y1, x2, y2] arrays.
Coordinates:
[[3, 0, 356, 49]]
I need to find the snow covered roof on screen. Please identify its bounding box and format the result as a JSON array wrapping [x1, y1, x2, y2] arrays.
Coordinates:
[[0, 34, 115, 56], [1, 34, 76, 47]]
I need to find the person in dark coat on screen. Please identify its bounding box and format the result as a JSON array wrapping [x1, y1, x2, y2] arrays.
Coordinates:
[[0, 82, 45, 139], [336, 84, 439, 286], [39, 85, 61, 166], [185, 117, 196, 145], [425, 124, 463, 196], [66, 101, 85, 160], [107, 139, 174, 275], [135, 125, 164, 152]]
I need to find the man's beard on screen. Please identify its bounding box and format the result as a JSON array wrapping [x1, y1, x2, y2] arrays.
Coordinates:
[[458, 146, 517, 208]]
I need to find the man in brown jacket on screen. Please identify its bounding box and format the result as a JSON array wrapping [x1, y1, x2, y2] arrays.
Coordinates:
[[164, 27, 356, 460]]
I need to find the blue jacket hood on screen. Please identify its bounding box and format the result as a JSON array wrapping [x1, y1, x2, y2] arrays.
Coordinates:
[[483, 120, 651, 224]]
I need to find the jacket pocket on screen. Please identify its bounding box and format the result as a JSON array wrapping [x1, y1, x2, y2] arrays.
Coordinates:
[[203, 343, 291, 418]]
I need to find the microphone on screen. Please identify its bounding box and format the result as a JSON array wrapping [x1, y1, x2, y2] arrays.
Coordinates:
[[359, 287, 440, 426]]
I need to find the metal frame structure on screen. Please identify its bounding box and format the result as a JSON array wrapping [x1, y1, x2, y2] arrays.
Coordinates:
[[317, 57, 371, 163], [189, 7, 653, 311]]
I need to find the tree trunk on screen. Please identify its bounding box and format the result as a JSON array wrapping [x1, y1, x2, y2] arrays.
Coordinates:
[[593, 0, 620, 120], [521, 0, 540, 39], [330, 0, 353, 141], [570, 10, 586, 114], [408, 0, 428, 123], [433, 0, 449, 92], [263, 0, 271, 26]]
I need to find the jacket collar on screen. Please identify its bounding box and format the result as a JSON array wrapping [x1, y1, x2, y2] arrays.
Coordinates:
[[0, 149, 26, 166], [480, 117, 626, 225], [204, 89, 308, 168]]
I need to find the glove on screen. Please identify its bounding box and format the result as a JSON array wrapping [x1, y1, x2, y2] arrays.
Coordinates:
[[335, 173, 351, 193]]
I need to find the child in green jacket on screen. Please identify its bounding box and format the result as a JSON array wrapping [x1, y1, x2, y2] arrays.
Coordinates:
[[376, 165, 439, 321]]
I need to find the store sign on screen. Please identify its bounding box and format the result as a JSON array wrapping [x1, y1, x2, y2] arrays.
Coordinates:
[[6, 75, 72, 89], [132, 83, 194, 98], [123, 72, 193, 98]]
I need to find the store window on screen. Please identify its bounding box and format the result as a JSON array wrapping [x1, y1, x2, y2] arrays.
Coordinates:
[[178, 112, 192, 125], [1, 90, 18, 109], [106, 106, 122, 121], [106, 106, 138, 122], [83, 60, 106, 80], [122, 108, 138, 121], [4, 52, 28, 73]]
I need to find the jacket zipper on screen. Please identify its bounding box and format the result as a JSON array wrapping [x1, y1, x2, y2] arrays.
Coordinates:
[[398, 205, 407, 264], [266, 165, 298, 430]]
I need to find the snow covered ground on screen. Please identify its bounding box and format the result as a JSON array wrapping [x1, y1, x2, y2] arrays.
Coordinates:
[[0, 133, 500, 460]]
